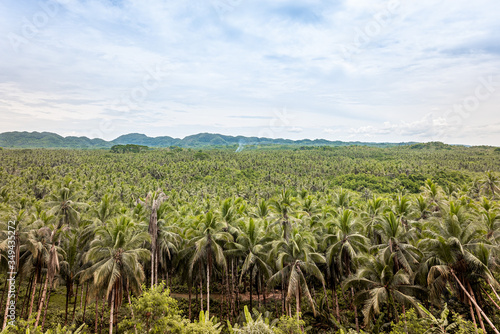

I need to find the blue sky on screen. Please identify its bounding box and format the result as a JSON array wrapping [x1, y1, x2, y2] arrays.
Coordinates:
[[1, 0, 499, 145]]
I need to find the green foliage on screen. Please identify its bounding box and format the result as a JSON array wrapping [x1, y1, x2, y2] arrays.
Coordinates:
[[120, 283, 185, 334], [388, 308, 428, 334], [273, 314, 306, 334], [388, 305, 484, 334], [110, 144, 149, 153], [1, 145, 500, 334], [228, 306, 274, 334], [182, 311, 222, 334], [0, 319, 85, 334]]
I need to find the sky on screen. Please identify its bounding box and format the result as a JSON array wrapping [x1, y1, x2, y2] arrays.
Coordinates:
[[0, 0, 499, 145]]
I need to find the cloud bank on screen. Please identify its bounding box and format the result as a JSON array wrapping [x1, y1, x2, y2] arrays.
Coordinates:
[[0, 0, 499, 145]]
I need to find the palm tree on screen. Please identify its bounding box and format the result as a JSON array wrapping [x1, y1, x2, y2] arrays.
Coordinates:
[[479, 171, 500, 198], [423, 203, 499, 334], [323, 209, 368, 331], [137, 189, 168, 287], [269, 189, 296, 242], [230, 218, 272, 312], [156, 203, 181, 287], [46, 177, 87, 228], [188, 210, 232, 318], [84, 215, 150, 334], [360, 196, 386, 243], [344, 253, 424, 328], [268, 228, 326, 321], [34, 223, 63, 330], [1, 209, 27, 330], [374, 211, 422, 275]]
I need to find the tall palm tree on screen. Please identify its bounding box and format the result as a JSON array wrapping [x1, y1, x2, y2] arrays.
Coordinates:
[[479, 171, 500, 198], [188, 210, 232, 318], [344, 253, 424, 328], [137, 189, 168, 287], [360, 196, 386, 243], [230, 218, 272, 312], [269, 189, 296, 242], [323, 209, 368, 331], [84, 215, 150, 334], [1, 209, 27, 330], [268, 228, 326, 321], [423, 201, 499, 334], [46, 177, 87, 228], [374, 211, 422, 275]]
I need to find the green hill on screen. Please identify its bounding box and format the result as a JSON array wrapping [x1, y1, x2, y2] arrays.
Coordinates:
[[0, 131, 418, 149]]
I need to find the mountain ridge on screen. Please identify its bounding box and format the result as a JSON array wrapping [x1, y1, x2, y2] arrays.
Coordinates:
[[0, 131, 417, 149]]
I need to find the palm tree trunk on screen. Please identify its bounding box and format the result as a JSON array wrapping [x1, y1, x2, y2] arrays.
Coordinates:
[[257, 275, 261, 308], [126, 288, 137, 334], [72, 282, 80, 322], [451, 270, 500, 334], [482, 286, 500, 311], [231, 258, 236, 319], [468, 296, 479, 334], [41, 279, 55, 330], [281, 278, 285, 315], [0, 279, 7, 313], [94, 296, 99, 334], [188, 284, 192, 321], [36, 273, 45, 310], [295, 284, 300, 322], [155, 248, 159, 286], [200, 275, 204, 312], [332, 275, 340, 321], [249, 272, 253, 312], [226, 267, 231, 322], [468, 282, 487, 334], [489, 281, 500, 304], [81, 282, 85, 309], [83, 283, 89, 323], [27, 270, 39, 319], [351, 287, 359, 333], [20, 274, 33, 319], [322, 284, 331, 314], [207, 259, 210, 318], [34, 270, 51, 328], [2, 270, 15, 330], [100, 294, 106, 334], [109, 287, 115, 334], [65, 281, 70, 325], [14, 271, 23, 307], [402, 304, 408, 334]]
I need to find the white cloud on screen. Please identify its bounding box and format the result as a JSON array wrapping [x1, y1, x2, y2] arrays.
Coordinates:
[[0, 0, 499, 144]]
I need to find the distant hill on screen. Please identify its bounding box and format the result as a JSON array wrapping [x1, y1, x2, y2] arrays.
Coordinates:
[[0, 131, 417, 149]]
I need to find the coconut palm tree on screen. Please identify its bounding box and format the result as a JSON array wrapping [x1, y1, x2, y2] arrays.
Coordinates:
[[423, 202, 499, 334], [137, 189, 168, 287], [84, 215, 150, 334], [268, 228, 326, 321], [374, 211, 422, 275], [188, 210, 232, 318], [323, 209, 368, 331], [269, 189, 296, 242], [344, 253, 424, 328], [229, 218, 272, 312], [479, 171, 500, 198], [46, 177, 87, 229]]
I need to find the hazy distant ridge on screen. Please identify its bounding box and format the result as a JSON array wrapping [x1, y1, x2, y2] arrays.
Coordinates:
[[0, 131, 415, 149]]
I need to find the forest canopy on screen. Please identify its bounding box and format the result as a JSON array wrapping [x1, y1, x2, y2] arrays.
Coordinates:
[[0, 145, 499, 333]]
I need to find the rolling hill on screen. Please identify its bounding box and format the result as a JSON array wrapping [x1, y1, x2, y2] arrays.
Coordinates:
[[0, 131, 416, 149]]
